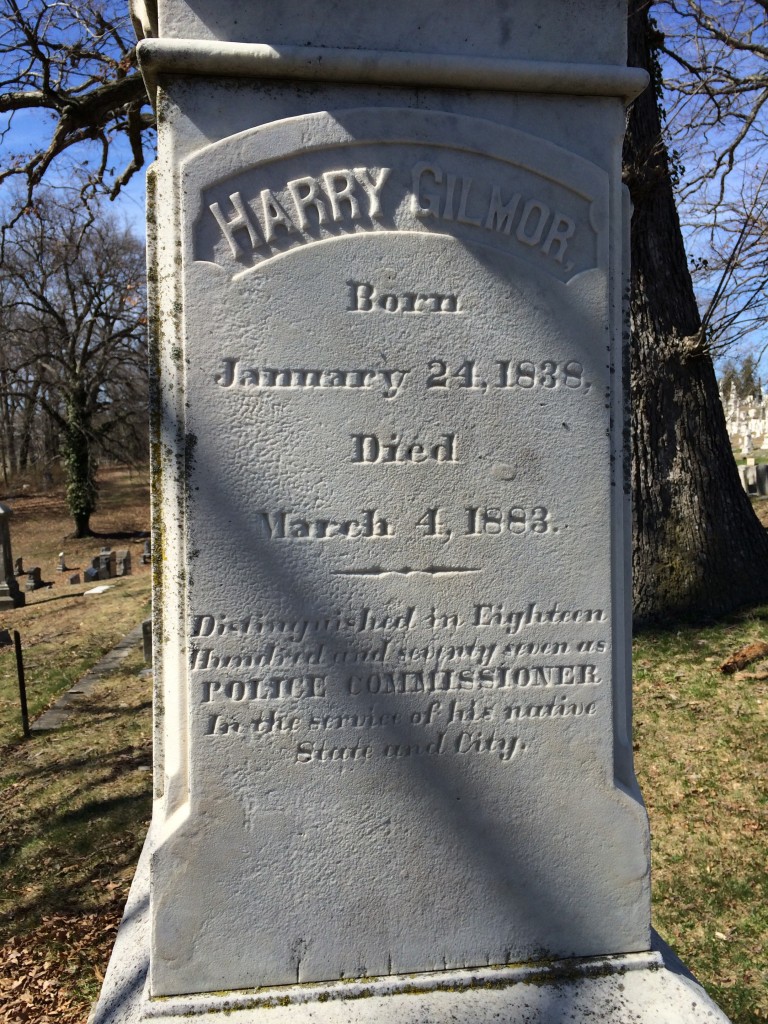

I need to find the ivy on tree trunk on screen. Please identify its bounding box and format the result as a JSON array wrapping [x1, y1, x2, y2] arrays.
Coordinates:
[[625, 0, 768, 624], [62, 398, 97, 539]]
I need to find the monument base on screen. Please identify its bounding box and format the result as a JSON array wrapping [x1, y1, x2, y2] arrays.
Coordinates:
[[0, 578, 25, 609], [90, 832, 731, 1024]]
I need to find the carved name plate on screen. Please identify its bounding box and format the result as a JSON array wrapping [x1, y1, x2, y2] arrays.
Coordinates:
[[151, 107, 649, 996]]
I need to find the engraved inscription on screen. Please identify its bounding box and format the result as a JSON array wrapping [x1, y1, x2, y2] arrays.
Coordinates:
[[474, 603, 608, 632], [411, 162, 576, 266], [351, 433, 458, 464], [215, 358, 408, 399], [213, 354, 594, 400], [192, 600, 609, 768], [254, 509, 394, 540], [209, 166, 391, 258], [348, 282, 460, 314], [205, 160, 579, 271], [249, 505, 558, 544], [194, 141, 600, 281], [421, 359, 591, 394]]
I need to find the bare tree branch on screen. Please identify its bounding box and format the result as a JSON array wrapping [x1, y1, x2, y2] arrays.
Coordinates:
[[0, 0, 154, 221]]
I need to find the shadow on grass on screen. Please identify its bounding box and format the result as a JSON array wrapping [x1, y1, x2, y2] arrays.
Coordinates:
[[0, 742, 152, 941], [634, 602, 768, 638], [86, 530, 150, 542]]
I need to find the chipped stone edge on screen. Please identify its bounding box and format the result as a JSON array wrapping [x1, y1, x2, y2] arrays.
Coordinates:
[[136, 39, 649, 104]]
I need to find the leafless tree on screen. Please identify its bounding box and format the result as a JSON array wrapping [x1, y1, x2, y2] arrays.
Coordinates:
[[0, 0, 153, 221], [0, 193, 147, 535], [654, 0, 768, 355]]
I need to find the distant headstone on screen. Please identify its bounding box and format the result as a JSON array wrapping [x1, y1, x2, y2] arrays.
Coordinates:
[[0, 629, 11, 646], [25, 567, 43, 592], [93, 2, 732, 1023], [87, 555, 105, 580], [142, 539, 151, 564], [742, 432, 754, 455], [0, 504, 25, 609], [69, 573, 81, 585], [97, 550, 116, 579], [747, 456, 756, 466], [739, 464, 768, 497], [57, 551, 67, 572], [14, 557, 23, 577], [116, 549, 132, 577]]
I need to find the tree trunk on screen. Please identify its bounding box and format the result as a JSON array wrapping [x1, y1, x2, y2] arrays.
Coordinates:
[[17, 380, 40, 472], [62, 396, 97, 538], [625, 0, 768, 624], [0, 369, 18, 478]]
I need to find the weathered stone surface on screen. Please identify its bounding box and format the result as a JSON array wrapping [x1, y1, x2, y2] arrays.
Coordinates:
[[145, 70, 652, 1001], [92, 1, 727, 1021], [144, 95, 651, 995], [137, 0, 628, 65], [90, 833, 731, 1024]]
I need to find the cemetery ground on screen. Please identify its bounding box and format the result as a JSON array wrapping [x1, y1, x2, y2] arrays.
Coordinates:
[[0, 481, 764, 1023], [0, 467, 151, 746]]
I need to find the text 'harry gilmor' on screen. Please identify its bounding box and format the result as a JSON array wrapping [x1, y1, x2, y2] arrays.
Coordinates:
[[207, 161, 578, 267]]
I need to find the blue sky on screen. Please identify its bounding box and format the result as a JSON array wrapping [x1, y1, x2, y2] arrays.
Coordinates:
[[0, 106, 147, 237]]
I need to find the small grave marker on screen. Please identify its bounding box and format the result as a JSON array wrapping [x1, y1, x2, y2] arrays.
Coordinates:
[[25, 567, 43, 592], [116, 549, 132, 577]]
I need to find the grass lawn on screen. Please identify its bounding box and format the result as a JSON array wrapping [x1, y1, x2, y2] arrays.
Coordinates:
[[634, 610, 768, 1023], [0, 467, 152, 748], [0, 650, 152, 1023], [0, 469, 764, 1022]]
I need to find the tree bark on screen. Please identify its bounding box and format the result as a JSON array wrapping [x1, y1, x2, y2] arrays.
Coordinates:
[[625, 0, 768, 624], [63, 397, 97, 538]]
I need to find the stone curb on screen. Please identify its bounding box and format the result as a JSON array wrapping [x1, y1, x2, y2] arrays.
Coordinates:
[[31, 623, 147, 731]]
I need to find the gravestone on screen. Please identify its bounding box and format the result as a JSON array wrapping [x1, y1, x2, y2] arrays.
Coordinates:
[[69, 573, 81, 585], [93, 1, 732, 1021], [57, 551, 67, 572], [116, 549, 132, 577], [141, 539, 152, 564], [25, 567, 43, 592], [0, 505, 24, 609], [14, 556, 23, 577], [99, 548, 117, 579], [85, 560, 101, 584]]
